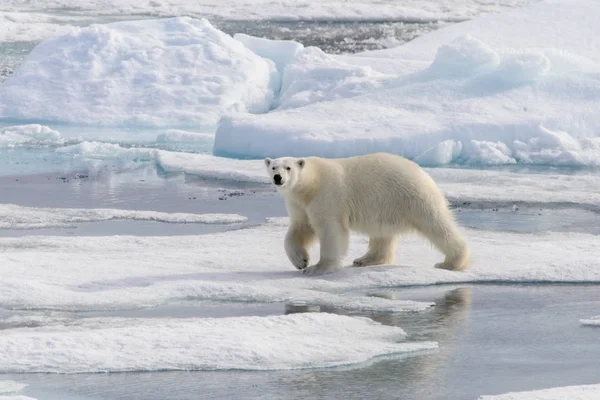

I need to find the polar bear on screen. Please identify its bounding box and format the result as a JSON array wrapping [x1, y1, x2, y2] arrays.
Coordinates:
[[265, 153, 470, 275]]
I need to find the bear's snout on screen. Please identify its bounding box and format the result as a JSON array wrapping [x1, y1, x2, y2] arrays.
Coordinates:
[[273, 174, 283, 185]]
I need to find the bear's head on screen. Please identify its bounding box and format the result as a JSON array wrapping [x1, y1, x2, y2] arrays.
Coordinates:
[[264, 157, 305, 192]]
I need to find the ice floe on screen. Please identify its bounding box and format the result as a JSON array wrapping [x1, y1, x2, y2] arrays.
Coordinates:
[[0, 204, 247, 229]]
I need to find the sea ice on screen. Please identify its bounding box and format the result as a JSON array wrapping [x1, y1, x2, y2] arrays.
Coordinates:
[[0, 380, 33, 400], [0, 218, 598, 314], [0, 124, 62, 147], [0, 0, 538, 26], [0, 18, 278, 127], [478, 383, 600, 400], [0, 204, 247, 229], [214, 0, 600, 167], [0, 313, 436, 373], [580, 316, 600, 327]]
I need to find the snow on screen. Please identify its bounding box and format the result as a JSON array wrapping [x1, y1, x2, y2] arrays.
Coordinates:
[[0, 0, 538, 25], [580, 316, 600, 327], [0, 17, 278, 127], [214, 0, 600, 167], [478, 384, 600, 400], [1, 218, 599, 314], [0, 204, 247, 229], [0, 313, 436, 373]]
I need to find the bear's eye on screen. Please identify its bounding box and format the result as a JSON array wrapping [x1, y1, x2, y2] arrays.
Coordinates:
[[272, 167, 275, 170], [286, 167, 291, 171]]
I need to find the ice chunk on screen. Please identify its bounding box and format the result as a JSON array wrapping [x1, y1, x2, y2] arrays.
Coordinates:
[[0, 124, 62, 147], [414, 140, 462, 165], [276, 47, 392, 110], [157, 150, 269, 183], [214, 0, 600, 167], [580, 316, 600, 326], [0, 380, 33, 400], [478, 383, 600, 400], [234, 33, 304, 75], [0, 313, 437, 373], [0, 18, 277, 127], [0, 204, 247, 229], [426, 35, 499, 77]]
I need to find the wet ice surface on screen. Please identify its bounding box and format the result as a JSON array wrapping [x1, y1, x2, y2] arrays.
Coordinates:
[[1, 285, 599, 400]]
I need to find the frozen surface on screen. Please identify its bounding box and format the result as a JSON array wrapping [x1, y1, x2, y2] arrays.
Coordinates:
[[0, 124, 62, 146], [479, 384, 600, 400], [1, 218, 599, 315], [0, 12, 79, 43], [0, 204, 247, 229], [215, 0, 600, 167], [580, 316, 600, 327], [0, 380, 33, 400], [0, 0, 538, 24], [0, 313, 436, 373], [0, 18, 277, 127]]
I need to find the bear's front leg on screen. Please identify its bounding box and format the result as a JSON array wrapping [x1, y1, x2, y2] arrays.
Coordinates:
[[303, 222, 349, 276], [285, 222, 315, 270]]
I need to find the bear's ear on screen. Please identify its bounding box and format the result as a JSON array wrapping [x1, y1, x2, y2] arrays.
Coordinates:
[[264, 157, 272, 167], [297, 159, 305, 168]]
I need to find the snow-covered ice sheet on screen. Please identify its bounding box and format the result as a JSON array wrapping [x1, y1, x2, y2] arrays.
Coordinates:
[[0, 18, 277, 127], [0, 313, 436, 373], [0, 0, 537, 24], [215, 0, 600, 167], [478, 384, 600, 400], [580, 316, 600, 327], [1, 218, 599, 314], [0, 204, 247, 229]]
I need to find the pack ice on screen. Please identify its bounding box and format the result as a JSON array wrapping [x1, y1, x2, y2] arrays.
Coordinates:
[[214, 0, 600, 166], [0, 17, 277, 128]]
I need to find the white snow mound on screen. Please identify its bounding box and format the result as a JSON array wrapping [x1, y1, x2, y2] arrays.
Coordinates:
[[0, 17, 278, 128]]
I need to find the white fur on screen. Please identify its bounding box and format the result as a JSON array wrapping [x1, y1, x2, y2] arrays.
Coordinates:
[[265, 153, 470, 275]]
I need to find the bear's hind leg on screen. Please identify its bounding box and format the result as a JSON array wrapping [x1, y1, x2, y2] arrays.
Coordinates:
[[413, 213, 470, 271], [353, 236, 396, 267], [303, 221, 349, 276]]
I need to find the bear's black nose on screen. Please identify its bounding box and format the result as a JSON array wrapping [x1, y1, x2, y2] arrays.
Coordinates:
[[273, 174, 282, 185]]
